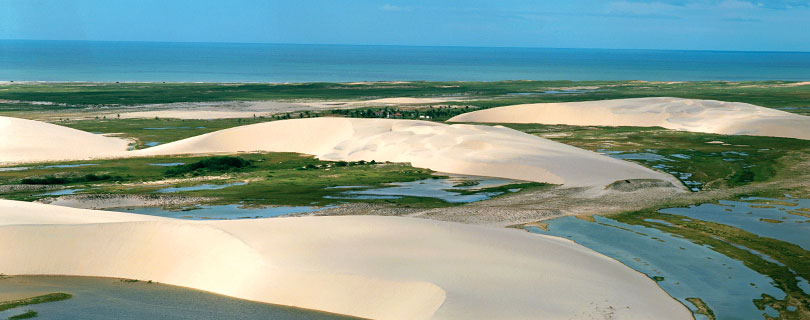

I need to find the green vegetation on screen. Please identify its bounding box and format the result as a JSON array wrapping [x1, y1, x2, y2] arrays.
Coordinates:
[[165, 156, 253, 177], [2, 81, 809, 115], [329, 106, 473, 121], [495, 123, 810, 190], [20, 173, 121, 185], [686, 298, 716, 320], [0, 153, 537, 208], [609, 209, 810, 319], [8, 310, 38, 319], [0, 293, 72, 312]]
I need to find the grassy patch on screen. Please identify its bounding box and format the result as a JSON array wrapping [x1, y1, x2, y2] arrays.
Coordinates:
[[8, 310, 38, 320], [0, 293, 72, 312], [496, 123, 810, 190], [20, 174, 122, 185], [0, 153, 525, 208], [686, 297, 716, 320], [165, 156, 253, 177], [3, 81, 810, 115]]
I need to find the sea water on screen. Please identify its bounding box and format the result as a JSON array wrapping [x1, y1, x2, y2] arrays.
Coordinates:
[[2, 40, 809, 82]]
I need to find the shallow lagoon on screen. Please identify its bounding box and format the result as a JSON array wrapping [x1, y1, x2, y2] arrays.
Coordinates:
[[0, 276, 356, 320], [660, 197, 810, 250], [528, 215, 786, 320], [148, 162, 185, 167], [597, 149, 704, 191], [329, 175, 516, 203], [155, 182, 247, 193], [37, 189, 85, 196], [42, 164, 99, 169]]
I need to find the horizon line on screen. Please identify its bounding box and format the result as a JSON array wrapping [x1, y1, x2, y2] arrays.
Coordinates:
[[2, 38, 809, 54]]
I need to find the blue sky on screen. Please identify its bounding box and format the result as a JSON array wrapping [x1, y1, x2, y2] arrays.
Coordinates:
[[1, 0, 809, 51]]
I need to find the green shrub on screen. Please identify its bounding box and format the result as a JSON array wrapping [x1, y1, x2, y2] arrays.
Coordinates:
[[165, 156, 252, 176], [21, 174, 119, 185], [9, 310, 38, 319]]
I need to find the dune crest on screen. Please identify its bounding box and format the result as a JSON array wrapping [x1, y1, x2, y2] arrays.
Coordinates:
[[0, 116, 680, 188], [448, 97, 810, 140], [0, 200, 691, 319], [134, 118, 679, 188]]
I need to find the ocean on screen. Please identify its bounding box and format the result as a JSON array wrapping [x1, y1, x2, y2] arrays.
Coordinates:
[[1, 40, 808, 82]]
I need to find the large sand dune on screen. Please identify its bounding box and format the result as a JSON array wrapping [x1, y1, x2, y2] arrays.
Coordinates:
[[449, 97, 810, 140], [134, 118, 679, 188], [0, 200, 691, 319], [0, 116, 130, 164], [0, 116, 678, 188]]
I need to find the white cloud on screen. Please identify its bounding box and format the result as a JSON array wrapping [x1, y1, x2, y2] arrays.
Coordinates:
[[717, 0, 757, 9], [604, 1, 684, 17], [379, 4, 411, 12]]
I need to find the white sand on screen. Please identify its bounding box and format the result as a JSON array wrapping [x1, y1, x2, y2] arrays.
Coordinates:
[[449, 97, 810, 140], [0, 116, 130, 164], [0, 116, 677, 188], [132, 118, 679, 188], [0, 199, 691, 319]]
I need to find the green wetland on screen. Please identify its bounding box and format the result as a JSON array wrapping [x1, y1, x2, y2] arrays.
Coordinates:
[[3, 80, 810, 319], [1, 81, 809, 115], [0, 153, 544, 213]]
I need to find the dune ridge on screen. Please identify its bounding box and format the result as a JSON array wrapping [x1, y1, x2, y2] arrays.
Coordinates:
[[0, 199, 691, 319], [134, 118, 679, 188], [448, 97, 810, 140], [0, 116, 678, 188]]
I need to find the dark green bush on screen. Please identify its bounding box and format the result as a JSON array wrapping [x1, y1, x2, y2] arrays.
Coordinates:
[[21, 174, 118, 185], [165, 156, 252, 176]]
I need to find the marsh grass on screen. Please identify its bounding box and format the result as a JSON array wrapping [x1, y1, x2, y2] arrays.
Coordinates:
[[0, 293, 72, 312], [7, 310, 38, 319], [2, 81, 809, 114], [495, 123, 810, 190], [0, 153, 531, 208]]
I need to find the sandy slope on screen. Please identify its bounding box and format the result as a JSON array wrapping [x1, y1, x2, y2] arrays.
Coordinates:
[[0, 116, 130, 164], [449, 97, 810, 140], [133, 118, 678, 188], [0, 200, 691, 319], [0, 116, 678, 187]]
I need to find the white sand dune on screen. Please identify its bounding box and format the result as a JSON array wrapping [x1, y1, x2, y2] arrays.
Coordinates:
[[133, 118, 679, 188], [448, 97, 810, 140], [0, 200, 691, 319], [0, 116, 130, 164], [0, 116, 679, 188]]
